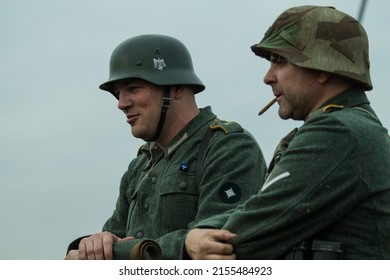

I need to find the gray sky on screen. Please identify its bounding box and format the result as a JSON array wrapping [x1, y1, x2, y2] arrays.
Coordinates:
[[1, 0, 388, 260]]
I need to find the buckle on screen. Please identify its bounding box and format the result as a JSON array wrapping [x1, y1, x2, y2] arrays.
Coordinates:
[[162, 97, 171, 110]]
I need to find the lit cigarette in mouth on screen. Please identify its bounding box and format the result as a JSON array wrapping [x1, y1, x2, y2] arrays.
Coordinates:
[[258, 97, 277, 115]]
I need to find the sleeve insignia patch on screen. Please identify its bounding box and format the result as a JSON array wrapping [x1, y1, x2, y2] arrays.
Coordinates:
[[219, 182, 241, 204]]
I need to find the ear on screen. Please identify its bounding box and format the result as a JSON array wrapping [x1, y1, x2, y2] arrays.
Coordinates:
[[172, 85, 187, 100], [318, 72, 330, 84]]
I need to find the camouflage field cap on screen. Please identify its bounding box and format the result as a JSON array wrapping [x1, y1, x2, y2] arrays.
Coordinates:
[[251, 6, 373, 90], [100, 34, 205, 98]]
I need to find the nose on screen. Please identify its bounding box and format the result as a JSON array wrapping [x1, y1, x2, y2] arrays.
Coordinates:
[[263, 65, 276, 85], [117, 91, 131, 112]]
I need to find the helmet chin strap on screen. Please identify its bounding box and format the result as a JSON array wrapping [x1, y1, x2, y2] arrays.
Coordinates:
[[148, 86, 171, 142]]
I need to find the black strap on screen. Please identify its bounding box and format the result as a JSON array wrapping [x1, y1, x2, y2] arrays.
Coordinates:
[[149, 86, 171, 142], [195, 127, 216, 188]]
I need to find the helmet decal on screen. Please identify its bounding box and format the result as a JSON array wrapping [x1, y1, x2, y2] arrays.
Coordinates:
[[153, 58, 166, 71]]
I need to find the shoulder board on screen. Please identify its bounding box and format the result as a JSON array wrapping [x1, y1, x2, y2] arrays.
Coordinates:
[[209, 118, 244, 134], [322, 104, 344, 113]]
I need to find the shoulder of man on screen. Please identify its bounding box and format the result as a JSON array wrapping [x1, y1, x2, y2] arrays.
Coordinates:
[[209, 118, 244, 134], [307, 104, 347, 121], [312, 103, 379, 122]]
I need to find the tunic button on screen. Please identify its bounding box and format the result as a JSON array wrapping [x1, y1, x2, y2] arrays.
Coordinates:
[[151, 176, 157, 184], [179, 181, 187, 189], [144, 203, 149, 211], [136, 231, 144, 238]]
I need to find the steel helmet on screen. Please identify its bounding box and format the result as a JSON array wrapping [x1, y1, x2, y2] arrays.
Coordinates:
[[251, 6, 373, 90], [99, 34, 205, 97]]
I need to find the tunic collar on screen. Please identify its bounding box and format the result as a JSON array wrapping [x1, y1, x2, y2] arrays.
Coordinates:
[[307, 87, 372, 121], [141, 106, 216, 159]]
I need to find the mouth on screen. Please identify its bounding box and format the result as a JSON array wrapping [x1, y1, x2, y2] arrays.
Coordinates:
[[273, 92, 283, 103], [126, 113, 139, 125], [273, 89, 282, 98]]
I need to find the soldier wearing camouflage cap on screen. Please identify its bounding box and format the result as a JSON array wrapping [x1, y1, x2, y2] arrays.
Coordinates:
[[185, 6, 390, 259], [65, 34, 267, 259]]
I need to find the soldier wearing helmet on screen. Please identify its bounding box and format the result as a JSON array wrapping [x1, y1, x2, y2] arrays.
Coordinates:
[[185, 6, 390, 259], [65, 34, 266, 259]]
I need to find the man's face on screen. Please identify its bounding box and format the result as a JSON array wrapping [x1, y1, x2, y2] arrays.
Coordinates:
[[115, 79, 163, 140], [263, 55, 323, 121]]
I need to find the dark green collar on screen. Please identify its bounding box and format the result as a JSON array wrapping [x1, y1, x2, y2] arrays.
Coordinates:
[[308, 87, 372, 120], [141, 106, 216, 158]]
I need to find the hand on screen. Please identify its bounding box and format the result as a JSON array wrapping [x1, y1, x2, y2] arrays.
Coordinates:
[[78, 231, 134, 260], [64, 249, 80, 260], [185, 228, 237, 260]]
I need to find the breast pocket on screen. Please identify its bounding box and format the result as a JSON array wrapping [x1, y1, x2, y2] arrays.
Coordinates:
[[159, 172, 199, 231]]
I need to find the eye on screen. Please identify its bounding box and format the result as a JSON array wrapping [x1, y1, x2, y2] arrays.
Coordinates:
[[270, 53, 287, 65], [127, 84, 142, 93]]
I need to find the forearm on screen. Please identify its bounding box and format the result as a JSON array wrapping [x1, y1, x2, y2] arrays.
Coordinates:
[[220, 118, 365, 259]]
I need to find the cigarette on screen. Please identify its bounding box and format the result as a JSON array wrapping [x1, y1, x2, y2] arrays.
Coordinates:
[[258, 97, 277, 115]]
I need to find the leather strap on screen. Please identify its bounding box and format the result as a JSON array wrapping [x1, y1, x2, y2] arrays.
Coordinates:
[[195, 127, 216, 188], [130, 239, 162, 260]]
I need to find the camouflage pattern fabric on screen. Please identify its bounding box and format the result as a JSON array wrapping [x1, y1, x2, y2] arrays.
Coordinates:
[[251, 6, 372, 90]]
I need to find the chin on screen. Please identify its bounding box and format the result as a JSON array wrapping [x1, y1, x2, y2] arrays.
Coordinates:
[[130, 129, 141, 139], [278, 111, 290, 120]]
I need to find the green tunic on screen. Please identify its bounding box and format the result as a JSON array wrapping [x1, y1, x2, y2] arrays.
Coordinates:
[[194, 89, 390, 259], [103, 106, 267, 259]]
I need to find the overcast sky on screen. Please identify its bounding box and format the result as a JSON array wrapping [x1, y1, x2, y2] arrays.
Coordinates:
[[1, 0, 388, 260]]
